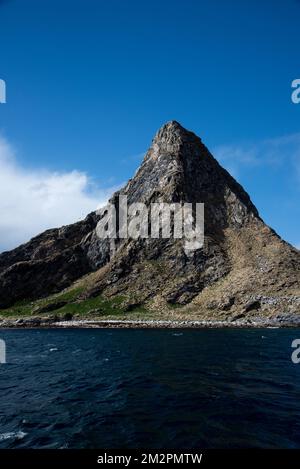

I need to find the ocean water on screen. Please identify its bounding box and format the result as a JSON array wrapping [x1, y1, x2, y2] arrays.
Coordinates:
[[0, 328, 300, 449]]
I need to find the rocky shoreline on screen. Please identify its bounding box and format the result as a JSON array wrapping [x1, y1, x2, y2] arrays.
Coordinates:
[[1, 315, 300, 329]]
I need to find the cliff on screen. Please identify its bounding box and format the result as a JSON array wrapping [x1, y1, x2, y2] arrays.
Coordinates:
[[0, 121, 299, 322]]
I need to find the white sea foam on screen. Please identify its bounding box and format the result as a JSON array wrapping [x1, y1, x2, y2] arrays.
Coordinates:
[[0, 431, 27, 441]]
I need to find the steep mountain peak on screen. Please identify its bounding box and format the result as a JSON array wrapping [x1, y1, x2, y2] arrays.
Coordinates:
[[149, 120, 201, 159], [134, 121, 259, 229], [155, 120, 201, 140], [154, 120, 189, 140], [0, 123, 299, 321]]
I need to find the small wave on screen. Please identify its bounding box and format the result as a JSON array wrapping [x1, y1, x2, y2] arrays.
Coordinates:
[[172, 333, 183, 337], [0, 431, 27, 441], [49, 348, 58, 352], [59, 442, 69, 449]]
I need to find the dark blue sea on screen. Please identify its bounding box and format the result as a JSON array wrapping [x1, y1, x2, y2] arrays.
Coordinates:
[[0, 328, 300, 449]]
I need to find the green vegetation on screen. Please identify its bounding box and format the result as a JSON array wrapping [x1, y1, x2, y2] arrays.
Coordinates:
[[0, 286, 84, 317], [167, 302, 182, 310], [49, 294, 126, 317], [0, 285, 151, 320], [0, 299, 33, 317]]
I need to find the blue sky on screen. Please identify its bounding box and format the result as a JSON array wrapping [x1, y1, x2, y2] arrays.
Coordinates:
[[0, 0, 299, 250]]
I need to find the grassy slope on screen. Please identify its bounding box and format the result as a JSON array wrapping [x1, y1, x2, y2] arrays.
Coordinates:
[[0, 283, 153, 321]]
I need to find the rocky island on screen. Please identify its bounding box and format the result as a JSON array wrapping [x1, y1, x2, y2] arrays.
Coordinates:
[[0, 121, 299, 327]]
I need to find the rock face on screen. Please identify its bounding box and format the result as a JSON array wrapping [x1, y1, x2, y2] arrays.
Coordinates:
[[0, 121, 299, 318]]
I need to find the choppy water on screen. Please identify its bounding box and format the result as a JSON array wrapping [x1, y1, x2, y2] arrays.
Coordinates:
[[0, 328, 300, 448]]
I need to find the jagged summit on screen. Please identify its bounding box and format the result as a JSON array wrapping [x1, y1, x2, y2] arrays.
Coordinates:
[[157, 120, 183, 132], [147, 120, 201, 160], [138, 120, 259, 226], [0, 122, 299, 320], [154, 120, 194, 141], [155, 120, 201, 140]]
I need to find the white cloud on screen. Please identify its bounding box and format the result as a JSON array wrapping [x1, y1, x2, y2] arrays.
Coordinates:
[[213, 132, 300, 179], [0, 136, 116, 252]]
